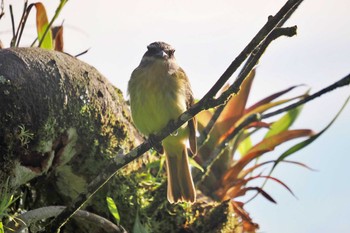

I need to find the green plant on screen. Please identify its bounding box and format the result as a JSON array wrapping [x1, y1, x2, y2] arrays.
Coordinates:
[[9, 0, 66, 49], [16, 124, 34, 147], [0, 179, 17, 233], [194, 70, 349, 232]]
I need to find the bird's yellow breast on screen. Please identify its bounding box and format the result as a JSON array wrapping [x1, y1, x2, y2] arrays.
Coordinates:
[[128, 61, 188, 137]]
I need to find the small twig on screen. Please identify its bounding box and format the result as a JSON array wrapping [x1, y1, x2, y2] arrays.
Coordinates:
[[199, 0, 303, 104], [261, 74, 350, 119], [214, 26, 297, 109], [9, 5, 16, 47], [205, 74, 350, 173], [75, 48, 90, 57], [197, 26, 297, 148], [0, 0, 5, 19], [276, 0, 303, 27], [16, 2, 33, 48]]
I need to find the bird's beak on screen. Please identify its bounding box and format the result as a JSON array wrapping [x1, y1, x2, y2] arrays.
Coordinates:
[[156, 50, 168, 59]]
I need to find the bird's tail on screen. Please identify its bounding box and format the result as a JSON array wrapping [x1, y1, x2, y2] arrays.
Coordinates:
[[165, 143, 196, 203]]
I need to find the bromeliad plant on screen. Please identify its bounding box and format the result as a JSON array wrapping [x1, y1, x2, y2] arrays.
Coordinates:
[[194, 70, 347, 232]]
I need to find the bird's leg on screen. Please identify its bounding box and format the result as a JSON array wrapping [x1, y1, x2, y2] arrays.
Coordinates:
[[166, 119, 178, 136], [148, 134, 164, 154]]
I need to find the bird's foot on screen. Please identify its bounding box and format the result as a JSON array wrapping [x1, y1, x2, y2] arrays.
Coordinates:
[[148, 133, 164, 154], [167, 119, 178, 136]]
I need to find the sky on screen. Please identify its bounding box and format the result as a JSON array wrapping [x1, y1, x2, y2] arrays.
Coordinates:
[[1, 0, 350, 232]]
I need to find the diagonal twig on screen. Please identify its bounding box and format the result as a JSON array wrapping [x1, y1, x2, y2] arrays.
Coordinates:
[[207, 74, 350, 173]]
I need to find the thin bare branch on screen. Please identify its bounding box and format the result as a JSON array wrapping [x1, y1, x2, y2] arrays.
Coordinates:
[[206, 74, 350, 172], [261, 74, 350, 119], [199, 0, 304, 103]]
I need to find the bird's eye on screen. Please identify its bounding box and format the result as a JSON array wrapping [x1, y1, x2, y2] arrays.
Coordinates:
[[167, 49, 175, 57]]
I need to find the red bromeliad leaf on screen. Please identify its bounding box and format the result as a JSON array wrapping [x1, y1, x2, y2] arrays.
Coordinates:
[[197, 71, 255, 162], [245, 85, 304, 113], [245, 175, 295, 197], [216, 69, 255, 133], [218, 94, 306, 145], [231, 201, 259, 232], [34, 3, 53, 49], [281, 160, 317, 171], [230, 186, 277, 204], [248, 129, 314, 154], [222, 150, 266, 183], [52, 25, 64, 51], [247, 121, 271, 129], [238, 160, 276, 179], [221, 129, 313, 184], [238, 159, 315, 180]]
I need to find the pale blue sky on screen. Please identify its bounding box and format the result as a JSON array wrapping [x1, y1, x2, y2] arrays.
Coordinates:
[[1, 1, 349, 232]]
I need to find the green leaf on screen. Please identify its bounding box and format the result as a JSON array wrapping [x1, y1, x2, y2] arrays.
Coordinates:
[[133, 211, 148, 233], [34, 3, 53, 49], [238, 130, 253, 156], [189, 157, 204, 172], [265, 105, 303, 138], [106, 197, 120, 225], [0, 222, 3, 233]]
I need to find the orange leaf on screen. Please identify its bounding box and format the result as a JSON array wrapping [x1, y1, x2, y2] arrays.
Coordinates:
[[248, 129, 314, 154], [245, 85, 303, 113], [216, 69, 255, 133], [52, 26, 64, 51], [221, 129, 313, 184], [34, 2, 53, 49]]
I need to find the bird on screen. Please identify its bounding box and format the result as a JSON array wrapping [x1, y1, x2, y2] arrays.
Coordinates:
[[128, 41, 197, 203]]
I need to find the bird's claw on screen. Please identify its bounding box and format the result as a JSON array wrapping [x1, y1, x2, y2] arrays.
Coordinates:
[[148, 134, 164, 154]]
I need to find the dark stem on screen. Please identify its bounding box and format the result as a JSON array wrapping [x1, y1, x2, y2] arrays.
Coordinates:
[[205, 74, 350, 172], [9, 5, 16, 47], [261, 74, 350, 119], [199, 0, 303, 104]]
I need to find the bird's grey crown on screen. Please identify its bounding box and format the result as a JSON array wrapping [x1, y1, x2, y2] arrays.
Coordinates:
[[147, 41, 174, 52], [143, 41, 175, 59]]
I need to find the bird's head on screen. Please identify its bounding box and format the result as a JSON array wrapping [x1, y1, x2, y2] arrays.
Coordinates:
[[140, 41, 176, 66]]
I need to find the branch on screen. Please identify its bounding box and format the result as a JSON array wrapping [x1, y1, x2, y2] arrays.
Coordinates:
[[44, 1, 304, 232], [197, 27, 298, 149], [198, 26, 297, 168], [261, 74, 350, 119], [199, 0, 303, 103], [206, 74, 350, 168]]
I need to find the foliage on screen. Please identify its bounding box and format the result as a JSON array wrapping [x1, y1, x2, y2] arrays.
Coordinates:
[[195, 70, 348, 232], [0, 179, 17, 233], [8, 0, 66, 50]]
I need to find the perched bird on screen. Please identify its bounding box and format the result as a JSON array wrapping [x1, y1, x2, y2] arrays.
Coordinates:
[[128, 41, 197, 203]]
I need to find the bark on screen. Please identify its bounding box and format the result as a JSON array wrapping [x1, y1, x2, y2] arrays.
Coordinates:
[[0, 47, 146, 231]]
